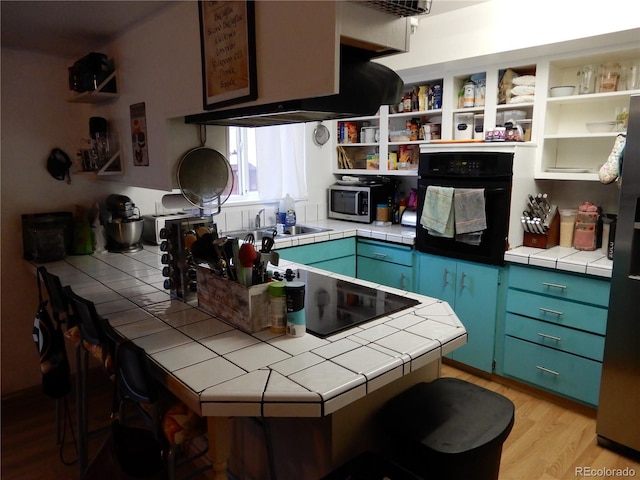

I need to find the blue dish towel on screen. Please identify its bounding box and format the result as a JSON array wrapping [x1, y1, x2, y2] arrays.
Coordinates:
[[420, 186, 455, 238]]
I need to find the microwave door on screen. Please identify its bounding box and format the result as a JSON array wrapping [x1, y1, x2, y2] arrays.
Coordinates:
[[333, 190, 359, 215]]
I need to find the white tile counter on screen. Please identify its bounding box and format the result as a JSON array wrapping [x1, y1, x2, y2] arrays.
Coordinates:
[[505, 245, 613, 278], [38, 243, 465, 420]]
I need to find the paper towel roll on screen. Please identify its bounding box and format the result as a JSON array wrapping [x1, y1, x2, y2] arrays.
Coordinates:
[[162, 194, 193, 209]]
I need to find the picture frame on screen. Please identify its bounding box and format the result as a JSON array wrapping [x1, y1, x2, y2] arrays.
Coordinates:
[[198, 0, 257, 110]]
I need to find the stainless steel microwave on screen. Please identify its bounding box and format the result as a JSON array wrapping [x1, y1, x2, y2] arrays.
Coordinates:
[[328, 184, 390, 223]]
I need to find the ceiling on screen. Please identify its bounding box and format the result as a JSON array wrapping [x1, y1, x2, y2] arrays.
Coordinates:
[[1, 0, 485, 58]]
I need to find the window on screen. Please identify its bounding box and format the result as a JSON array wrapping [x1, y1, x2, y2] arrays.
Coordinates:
[[226, 124, 308, 203]]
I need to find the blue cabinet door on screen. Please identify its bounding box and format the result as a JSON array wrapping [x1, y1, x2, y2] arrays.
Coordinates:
[[452, 260, 500, 372], [356, 256, 414, 291], [417, 253, 500, 373]]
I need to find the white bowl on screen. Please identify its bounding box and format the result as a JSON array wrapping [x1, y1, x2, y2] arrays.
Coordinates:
[[550, 86, 575, 97], [586, 121, 615, 133]]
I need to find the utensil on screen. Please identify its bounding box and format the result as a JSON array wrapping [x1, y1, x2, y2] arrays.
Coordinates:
[[261, 236, 275, 253]]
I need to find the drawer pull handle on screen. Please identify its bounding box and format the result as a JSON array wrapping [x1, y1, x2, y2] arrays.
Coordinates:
[[539, 307, 563, 316], [537, 332, 562, 342], [542, 282, 567, 290], [373, 252, 388, 258], [443, 268, 450, 287], [536, 365, 560, 376]]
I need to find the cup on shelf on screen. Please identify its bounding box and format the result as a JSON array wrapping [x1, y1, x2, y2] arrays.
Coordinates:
[[577, 64, 596, 94]]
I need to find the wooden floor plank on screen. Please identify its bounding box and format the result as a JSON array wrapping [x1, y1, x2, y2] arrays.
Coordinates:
[[2, 365, 639, 479]]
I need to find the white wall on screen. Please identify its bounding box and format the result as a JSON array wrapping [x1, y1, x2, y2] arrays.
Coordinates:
[[379, 0, 640, 75]]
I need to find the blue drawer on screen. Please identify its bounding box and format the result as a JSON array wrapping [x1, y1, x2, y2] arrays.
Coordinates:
[[357, 239, 413, 266], [508, 265, 610, 307], [278, 238, 355, 265], [506, 289, 607, 335], [505, 313, 605, 361], [503, 336, 602, 406]]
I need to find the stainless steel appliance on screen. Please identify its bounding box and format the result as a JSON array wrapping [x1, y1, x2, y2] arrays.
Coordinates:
[[142, 213, 193, 245], [329, 183, 392, 223], [106, 194, 143, 253], [416, 151, 514, 266], [597, 94, 640, 455]]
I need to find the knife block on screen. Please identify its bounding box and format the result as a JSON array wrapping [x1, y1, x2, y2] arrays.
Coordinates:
[[523, 211, 560, 249]]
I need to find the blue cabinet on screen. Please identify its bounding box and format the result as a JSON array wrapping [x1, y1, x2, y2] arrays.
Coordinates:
[[277, 237, 356, 277], [356, 239, 414, 291], [503, 264, 610, 406], [416, 253, 503, 373]]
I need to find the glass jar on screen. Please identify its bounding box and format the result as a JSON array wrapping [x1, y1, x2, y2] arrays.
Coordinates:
[[598, 63, 620, 93]]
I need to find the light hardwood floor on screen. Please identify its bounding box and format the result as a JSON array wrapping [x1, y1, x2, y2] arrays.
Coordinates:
[[441, 362, 640, 480], [2, 364, 639, 479]]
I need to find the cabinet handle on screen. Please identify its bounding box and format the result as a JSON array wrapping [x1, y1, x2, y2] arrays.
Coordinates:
[[537, 332, 562, 342], [400, 273, 406, 291], [443, 268, 450, 287], [536, 365, 560, 376], [542, 282, 567, 290], [373, 252, 388, 258], [460, 272, 467, 290], [539, 307, 563, 316]]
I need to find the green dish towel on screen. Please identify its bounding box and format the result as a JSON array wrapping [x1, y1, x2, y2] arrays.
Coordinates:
[[420, 186, 454, 238]]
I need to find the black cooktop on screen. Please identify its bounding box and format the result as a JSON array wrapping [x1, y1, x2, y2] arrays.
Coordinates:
[[278, 269, 420, 338]]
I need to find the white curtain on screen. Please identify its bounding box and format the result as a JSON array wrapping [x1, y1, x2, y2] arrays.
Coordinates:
[[254, 123, 307, 201]]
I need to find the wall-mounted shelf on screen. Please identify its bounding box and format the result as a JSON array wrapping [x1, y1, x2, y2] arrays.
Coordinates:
[[67, 70, 118, 104]]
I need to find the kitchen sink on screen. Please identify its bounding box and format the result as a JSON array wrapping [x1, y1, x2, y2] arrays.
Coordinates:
[[224, 224, 332, 240]]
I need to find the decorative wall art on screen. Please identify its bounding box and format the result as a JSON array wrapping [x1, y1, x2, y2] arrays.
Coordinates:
[[198, 0, 257, 110]]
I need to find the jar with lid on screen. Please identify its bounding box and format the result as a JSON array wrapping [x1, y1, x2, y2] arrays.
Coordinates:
[[463, 81, 476, 108]]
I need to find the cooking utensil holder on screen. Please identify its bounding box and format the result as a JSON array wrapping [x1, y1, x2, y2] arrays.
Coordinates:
[[523, 210, 560, 249]]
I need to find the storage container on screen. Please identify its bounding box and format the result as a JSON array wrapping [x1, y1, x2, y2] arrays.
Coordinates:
[[196, 265, 270, 333], [454, 113, 474, 140], [501, 110, 527, 124], [474, 114, 484, 140]]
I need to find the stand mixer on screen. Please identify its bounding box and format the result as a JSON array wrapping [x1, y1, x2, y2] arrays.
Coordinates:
[[106, 194, 144, 253]]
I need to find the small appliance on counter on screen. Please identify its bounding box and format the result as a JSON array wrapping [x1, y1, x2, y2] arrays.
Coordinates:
[[105, 194, 143, 253], [328, 180, 394, 223]]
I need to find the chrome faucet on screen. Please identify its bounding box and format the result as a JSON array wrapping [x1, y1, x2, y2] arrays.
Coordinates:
[[255, 209, 265, 229]]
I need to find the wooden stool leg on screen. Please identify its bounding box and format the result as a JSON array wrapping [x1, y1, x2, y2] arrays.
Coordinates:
[[207, 417, 231, 480]]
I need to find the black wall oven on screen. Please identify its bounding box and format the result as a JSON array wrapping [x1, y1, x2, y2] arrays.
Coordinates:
[[416, 151, 513, 266]]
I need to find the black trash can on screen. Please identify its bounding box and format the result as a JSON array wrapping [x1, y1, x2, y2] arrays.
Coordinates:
[[380, 378, 515, 480]]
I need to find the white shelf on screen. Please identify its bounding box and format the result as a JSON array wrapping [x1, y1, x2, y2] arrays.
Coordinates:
[[67, 70, 118, 104], [544, 132, 623, 139]]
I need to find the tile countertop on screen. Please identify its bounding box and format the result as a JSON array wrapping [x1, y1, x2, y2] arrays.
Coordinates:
[[280, 219, 614, 279], [39, 244, 466, 419], [505, 245, 613, 278]]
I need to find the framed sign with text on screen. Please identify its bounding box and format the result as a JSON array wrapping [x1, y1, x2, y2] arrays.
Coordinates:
[[198, 0, 257, 110]]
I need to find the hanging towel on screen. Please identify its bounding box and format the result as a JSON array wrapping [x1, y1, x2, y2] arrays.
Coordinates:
[[454, 188, 486, 233], [420, 186, 455, 238], [454, 188, 486, 245]]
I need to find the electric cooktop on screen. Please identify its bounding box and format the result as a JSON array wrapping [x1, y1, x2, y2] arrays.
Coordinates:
[[276, 268, 420, 338]]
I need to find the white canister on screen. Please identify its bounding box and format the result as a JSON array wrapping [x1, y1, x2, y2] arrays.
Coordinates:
[[454, 113, 474, 140], [361, 127, 378, 143]]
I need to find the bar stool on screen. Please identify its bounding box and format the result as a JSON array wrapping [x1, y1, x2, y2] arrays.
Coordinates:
[[379, 377, 515, 480], [64, 285, 116, 477], [36, 267, 74, 447], [115, 340, 210, 480]]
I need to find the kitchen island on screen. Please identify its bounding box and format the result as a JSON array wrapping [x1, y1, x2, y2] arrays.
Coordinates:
[[37, 244, 466, 479]]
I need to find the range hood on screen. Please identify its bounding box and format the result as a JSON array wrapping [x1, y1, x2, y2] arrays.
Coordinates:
[[185, 46, 404, 127]]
